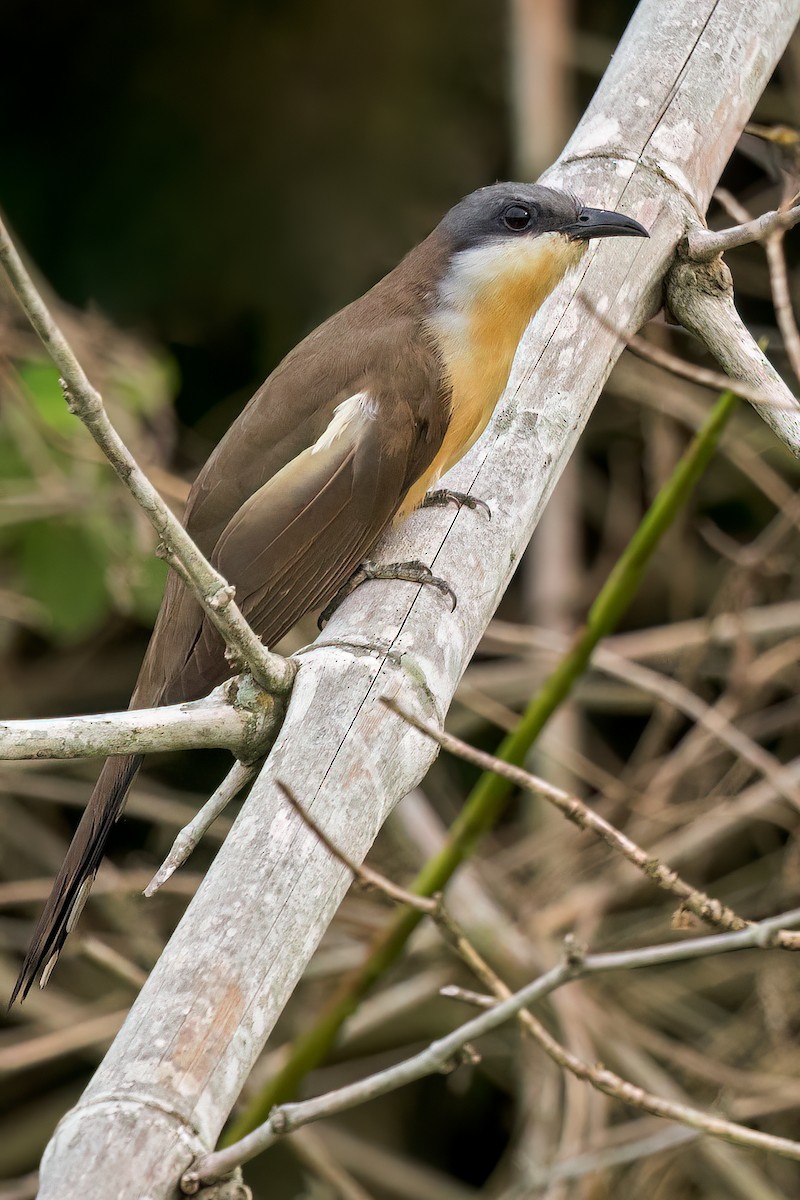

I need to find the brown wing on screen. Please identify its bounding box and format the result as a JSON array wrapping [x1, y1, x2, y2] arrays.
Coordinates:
[[161, 391, 426, 703], [10, 234, 451, 1003], [11, 393, 430, 1003]]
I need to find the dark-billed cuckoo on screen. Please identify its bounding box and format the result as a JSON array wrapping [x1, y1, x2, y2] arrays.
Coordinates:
[[11, 183, 648, 1003]]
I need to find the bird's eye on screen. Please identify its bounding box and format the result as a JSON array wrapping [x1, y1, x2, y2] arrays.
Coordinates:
[[502, 204, 532, 231]]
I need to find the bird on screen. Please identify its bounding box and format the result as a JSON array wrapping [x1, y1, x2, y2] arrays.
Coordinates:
[[10, 182, 648, 1004]]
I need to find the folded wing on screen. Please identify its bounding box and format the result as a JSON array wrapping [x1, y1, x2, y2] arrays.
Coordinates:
[[147, 389, 431, 704]]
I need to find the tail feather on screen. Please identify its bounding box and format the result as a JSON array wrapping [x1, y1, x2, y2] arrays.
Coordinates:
[[10, 753, 143, 1006]]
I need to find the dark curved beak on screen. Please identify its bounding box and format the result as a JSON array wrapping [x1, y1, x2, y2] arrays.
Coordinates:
[[564, 206, 650, 241]]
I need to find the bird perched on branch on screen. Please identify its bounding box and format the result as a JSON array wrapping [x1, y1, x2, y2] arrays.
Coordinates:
[[11, 182, 648, 1003]]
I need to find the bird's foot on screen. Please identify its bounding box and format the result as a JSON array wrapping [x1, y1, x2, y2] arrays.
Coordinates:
[[422, 489, 491, 519], [318, 559, 457, 629]]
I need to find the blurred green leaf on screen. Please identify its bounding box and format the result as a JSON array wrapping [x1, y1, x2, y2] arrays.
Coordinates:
[[0, 436, 28, 480], [3, 347, 178, 644], [113, 354, 179, 418], [20, 521, 111, 642], [17, 360, 77, 434]]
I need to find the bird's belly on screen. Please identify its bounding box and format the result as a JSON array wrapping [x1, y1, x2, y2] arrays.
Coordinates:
[[395, 232, 584, 523], [395, 376, 505, 520], [395, 315, 521, 520]]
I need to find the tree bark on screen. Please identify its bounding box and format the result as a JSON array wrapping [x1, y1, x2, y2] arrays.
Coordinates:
[[37, 2, 800, 1196]]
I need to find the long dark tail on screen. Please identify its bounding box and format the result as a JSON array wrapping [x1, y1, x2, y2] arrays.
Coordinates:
[[10, 753, 143, 1005]]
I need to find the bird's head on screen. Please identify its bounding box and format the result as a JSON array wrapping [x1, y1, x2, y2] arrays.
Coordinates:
[[438, 182, 649, 251], [432, 182, 649, 325]]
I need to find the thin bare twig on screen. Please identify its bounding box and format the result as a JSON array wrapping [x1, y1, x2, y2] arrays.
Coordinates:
[[484, 602, 800, 668], [439, 985, 496, 1009], [80, 937, 149, 990], [712, 189, 800, 388], [0, 868, 202, 908], [610, 351, 800, 527], [145, 761, 259, 896], [533, 755, 800, 940], [505, 1124, 698, 1193], [664, 255, 800, 456], [276, 782, 437, 913], [0, 216, 295, 697], [288, 1129, 374, 1200], [182, 908, 800, 1190], [476, 627, 800, 811], [438, 941, 800, 1189], [714, 187, 752, 226], [0, 1009, 128, 1074], [765, 234, 800, 385], [685, 202, 800, 261], [584, 297, 793, 410], [384, 699, 800, 943]]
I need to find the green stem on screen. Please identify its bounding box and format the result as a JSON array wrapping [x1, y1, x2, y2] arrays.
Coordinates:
[[225, 389, 738, 1142]]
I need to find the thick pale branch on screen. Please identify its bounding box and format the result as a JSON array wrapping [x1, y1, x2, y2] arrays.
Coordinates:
[[0, 680, 279, 762], [0, 218, 295, 697], [703, 190, 800, 415]]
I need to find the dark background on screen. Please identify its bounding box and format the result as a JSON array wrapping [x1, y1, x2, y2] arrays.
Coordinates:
[[0, 1, 638, 441]]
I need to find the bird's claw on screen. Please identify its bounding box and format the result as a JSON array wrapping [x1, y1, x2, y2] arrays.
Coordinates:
[[400, 560, 458, 611], [318, 558, 457, 628], [423, 489, 491, 520]]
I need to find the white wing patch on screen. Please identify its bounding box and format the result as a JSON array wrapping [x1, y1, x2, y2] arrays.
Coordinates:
[[65, 874, 95, 934], [311, 390, 378, 455]]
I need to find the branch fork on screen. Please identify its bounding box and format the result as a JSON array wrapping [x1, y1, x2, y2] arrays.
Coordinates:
[[685, 200, 800, 262], [665, 250, 800, 456]]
